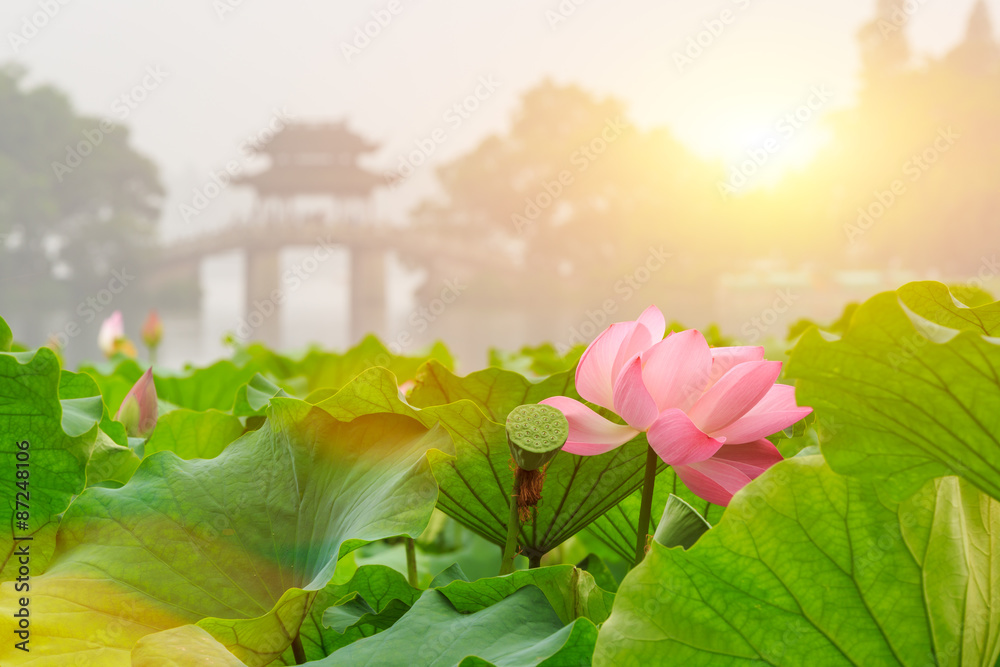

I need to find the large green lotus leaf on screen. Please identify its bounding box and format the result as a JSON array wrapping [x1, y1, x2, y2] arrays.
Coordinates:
[[435, 564, 614, 625], [0, 316, 11, 352], [77, 357, 144, 411], [487, 343, 585, 376], [595, 456, 1000, 666], [575, 553, 620, 593], [232, 373, 291, 416], [896, 281, 1000, 334], [355, 526, 529, 585], [0, 348, 94, 580], [57, 369, 142, 487], [408, 360, 577, 421], [946, 283, 995, 308], [133, 625, 248, 666], [586, 466, 724, 562], [0, 400, 450, 665], [59, 369, 129, 446], [133, 587, 597, 666], [268, 564, 421, 664], [787, 285, 1000, 501], [143, 408, 245, 460], [308, 586, 597, 666], [236, 335, 454, 393], [320, 366, 660, 560], [154, 360, 261, 412], [319, 569, 416, 633], [653, 494, 713, 549], [278, 561, 613, 664], [85, 428, 141, 487], [80, 358, 260, 413], [58, 396, 104, 438]]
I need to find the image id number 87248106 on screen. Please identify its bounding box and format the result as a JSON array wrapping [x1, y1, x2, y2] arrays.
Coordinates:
[[12, 439, 31, 653]]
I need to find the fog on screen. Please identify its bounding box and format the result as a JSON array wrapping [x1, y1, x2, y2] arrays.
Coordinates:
[[3, 0, 999, 369]]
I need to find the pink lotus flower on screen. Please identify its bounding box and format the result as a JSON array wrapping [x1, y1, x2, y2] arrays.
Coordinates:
[[98, 311, 125, 357], [115, 368, 158, 438], [541, 306, 811, 506]]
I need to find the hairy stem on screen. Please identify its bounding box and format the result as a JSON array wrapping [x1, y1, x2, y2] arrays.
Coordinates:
[[634, 445, 659, 568], [291, 634, 306, 664], [499, 473, 523, 575], [405, 536, 419, 587]]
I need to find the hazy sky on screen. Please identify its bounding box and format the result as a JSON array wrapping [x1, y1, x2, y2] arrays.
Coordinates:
[[4, 0, 995, 226]]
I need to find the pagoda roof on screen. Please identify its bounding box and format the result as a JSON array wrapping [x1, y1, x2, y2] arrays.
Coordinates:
[[236, 164, 383, 198], [256, 122, 379, 157]]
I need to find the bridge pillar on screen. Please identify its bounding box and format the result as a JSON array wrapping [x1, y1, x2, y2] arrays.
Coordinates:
[[245, 248, 282, 347], [350, 246, 386, 343]]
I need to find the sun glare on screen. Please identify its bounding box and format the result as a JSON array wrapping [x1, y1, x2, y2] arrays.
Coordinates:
[[669, 96, 834, 197]]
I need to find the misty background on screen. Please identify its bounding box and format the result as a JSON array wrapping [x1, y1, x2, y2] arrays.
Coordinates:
[[2, 0, 999, 369]]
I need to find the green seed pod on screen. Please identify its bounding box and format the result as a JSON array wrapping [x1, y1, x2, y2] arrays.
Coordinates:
[[506, 404, 569, 471]]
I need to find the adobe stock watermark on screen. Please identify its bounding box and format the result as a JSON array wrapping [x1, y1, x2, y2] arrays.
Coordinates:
[[384, 76, 501, 190], [511, 116, 630, 234], [51, 66, 170, 182], [844, 126, 959, 244], [554, 246, 672, 354], [214, 0, 250, 20], [545, 0, 589, 30], [179, 107, 296, 224], [341, 0, 406, 63], [48, 267, 134, 350], [740, 289, 799, 343], [7, 0, 73, 54], [875, 0, 930, 38], [718, 85, 832, 200], [673, 0, 753, 73], [234, 235, 336, 340]]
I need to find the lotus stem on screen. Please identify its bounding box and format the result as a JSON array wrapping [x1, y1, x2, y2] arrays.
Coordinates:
[[529, 553, 542, 569], [499, 403, 568, 575], [634, 445, 659, 568], [291, 634, 306, 664], [405, 536, 418, 587], [499, 472, 523, 575], [500, 474, 521, 576]]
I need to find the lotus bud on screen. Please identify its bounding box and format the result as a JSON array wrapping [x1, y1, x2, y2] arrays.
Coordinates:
[[98, 311, 125, 358], [141, 310, 163, 350], [44, 333, 63, 355], [116, 368, 158, 438]]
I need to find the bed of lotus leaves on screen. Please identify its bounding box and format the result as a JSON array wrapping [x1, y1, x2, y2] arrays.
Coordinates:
[[0, 281, 998, 666]]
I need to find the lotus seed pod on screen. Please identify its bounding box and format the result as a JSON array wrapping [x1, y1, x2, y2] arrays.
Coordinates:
[[506, 403, 569, 471]]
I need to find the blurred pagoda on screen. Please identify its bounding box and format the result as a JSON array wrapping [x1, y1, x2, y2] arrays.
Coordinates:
[[234, 121, 387, 345], [237, 121, 383, 224]]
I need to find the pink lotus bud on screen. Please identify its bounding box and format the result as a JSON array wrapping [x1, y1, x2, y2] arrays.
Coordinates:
[[44, 333, 63, 355], [141, 310, 163, 349], [116, 368, 158, 438], [98, 311, 125, 358]]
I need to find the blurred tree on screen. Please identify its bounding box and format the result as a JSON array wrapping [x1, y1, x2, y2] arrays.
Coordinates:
[[946, 0, 1000, 75], [858, 0, 912, 80], [0, 65, 162, 341], [411, 80, 719, 338], [812, 0, 1000, 273], [405, 1, 1000, 351]]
